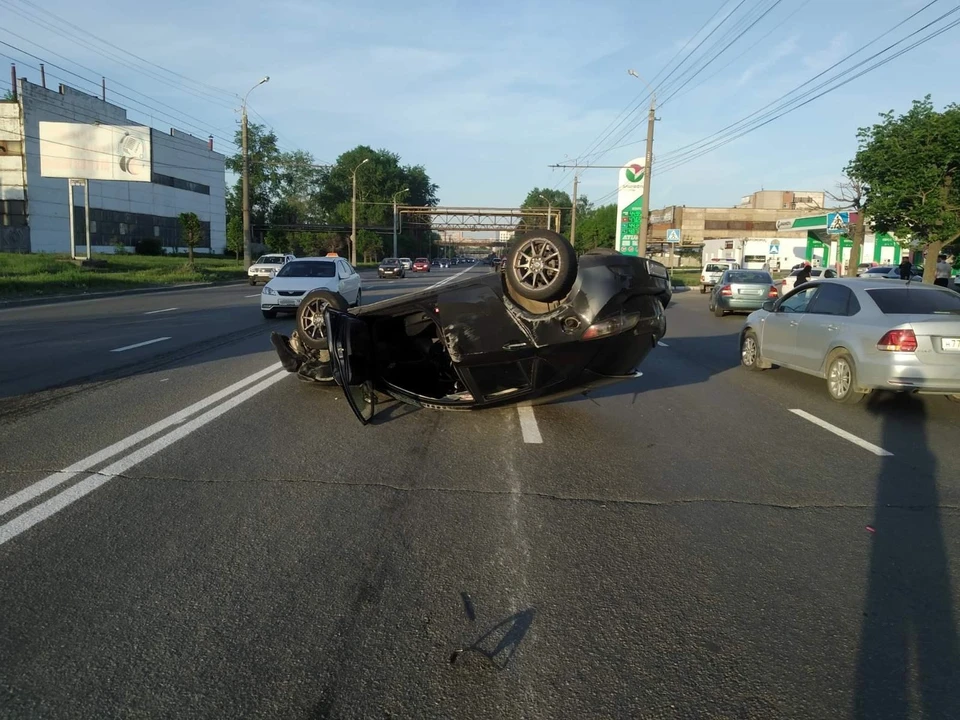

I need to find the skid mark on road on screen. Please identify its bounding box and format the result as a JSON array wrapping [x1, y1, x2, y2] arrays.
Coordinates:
[[790, 409, 894, 457]]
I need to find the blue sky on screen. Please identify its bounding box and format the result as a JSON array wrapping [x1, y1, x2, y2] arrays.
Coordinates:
[[3, 0, 958, 210]]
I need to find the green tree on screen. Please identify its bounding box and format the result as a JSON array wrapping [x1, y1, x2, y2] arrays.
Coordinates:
[[519, 187, 573, 235], [575, 203, 617, 253], [847, 97, 960, 283], [225, 122, 283, 231], [316, 145, 439, 258], [2, 90, 14, 101], [226, 215, 243, 261], [177, 212, 204, 265]]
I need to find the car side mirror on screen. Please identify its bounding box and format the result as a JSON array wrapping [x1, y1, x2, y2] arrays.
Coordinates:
[[762, 300, 777, 312]]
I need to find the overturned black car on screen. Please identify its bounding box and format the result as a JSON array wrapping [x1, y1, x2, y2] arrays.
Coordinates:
[[270, 230, 669, 424]]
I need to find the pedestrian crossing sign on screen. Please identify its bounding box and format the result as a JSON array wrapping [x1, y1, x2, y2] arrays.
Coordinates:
[[827, 212, 849, 235], [666, 229, 681, 243]]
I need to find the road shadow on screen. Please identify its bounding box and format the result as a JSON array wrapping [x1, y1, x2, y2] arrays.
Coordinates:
[[555, 330, 743, 405], [451, 608, 536, 670], [854, 395, 960, 718]]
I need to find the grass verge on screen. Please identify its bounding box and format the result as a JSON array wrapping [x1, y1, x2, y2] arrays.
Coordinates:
[[0, 253, 247, 300]]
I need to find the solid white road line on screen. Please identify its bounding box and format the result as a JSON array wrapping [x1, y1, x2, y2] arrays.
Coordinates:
[[0, 370, 289, 547], [790, 409, 894, 457], [144, 307, 178, 315], [658, 341, 669, 347], [517, 406, 543, 444], [426, 264, 476, 292], [245, 293, 260, 298], [0, 362, 282, 518], [110, 337, 171, 353]]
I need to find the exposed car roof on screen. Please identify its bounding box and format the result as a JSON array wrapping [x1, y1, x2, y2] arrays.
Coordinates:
[[805, 277, 943, 292]]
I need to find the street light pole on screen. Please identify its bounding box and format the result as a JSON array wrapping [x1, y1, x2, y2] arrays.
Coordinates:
[[392, 187, 409, 258], [241, 76, 269, 270], [538, 193, 552, 231], [350, 158, 370, 266], [628, 69, 656, 258]]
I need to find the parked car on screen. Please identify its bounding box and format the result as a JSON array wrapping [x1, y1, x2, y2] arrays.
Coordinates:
[[378, 258, 405, 279], [248, 253, 295, 285], [261, 257, 361, 319], [709, 270, 779, 317], [859, 265, 896, 278], [700, 261, 740, 294], [857, 262, 881, 276], [269, 230, 670, 423], [880, 266, 923, 281], [413, 258, 431, 272], [739, 278, 960, 403], [779, 266, 838, 294], [399, 258, 413, 270]]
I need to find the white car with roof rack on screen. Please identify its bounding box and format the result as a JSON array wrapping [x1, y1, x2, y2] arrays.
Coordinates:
[[260, 256, 362, 319]]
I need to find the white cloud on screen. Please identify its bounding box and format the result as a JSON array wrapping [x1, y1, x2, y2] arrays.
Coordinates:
[[802, 32, 849, 72], [736, 36, 799, 87]]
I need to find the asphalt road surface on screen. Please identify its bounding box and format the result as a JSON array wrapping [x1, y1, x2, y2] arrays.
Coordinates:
[[1, 264, 958, 719]]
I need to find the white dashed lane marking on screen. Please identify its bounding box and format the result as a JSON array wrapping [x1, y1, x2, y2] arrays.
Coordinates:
[[517, 406, 543, 444], [790, 409, 893, 457], [110, 337, 171, 353]]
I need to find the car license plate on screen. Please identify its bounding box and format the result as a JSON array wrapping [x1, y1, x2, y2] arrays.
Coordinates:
[[941, 338, 960, 351], [279, 298, 298, 307], [739, 288, 762, 296]]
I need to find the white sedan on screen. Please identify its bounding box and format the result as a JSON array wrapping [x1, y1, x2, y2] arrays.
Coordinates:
[[260, 257, 362, 319], [248, 253, 295, 285]]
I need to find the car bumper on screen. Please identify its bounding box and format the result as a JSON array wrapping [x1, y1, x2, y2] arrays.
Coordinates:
[[261, 296, 303, 311], [249, 271, 275, 281], [379, 270, 402, 277], [857, 354, 960, 393], [716, 295, 770, 311]]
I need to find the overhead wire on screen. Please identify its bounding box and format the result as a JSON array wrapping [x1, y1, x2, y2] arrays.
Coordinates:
[[653, 1, 957, 173], [0, 0, 239, 110], [655, 15, 960, 176]]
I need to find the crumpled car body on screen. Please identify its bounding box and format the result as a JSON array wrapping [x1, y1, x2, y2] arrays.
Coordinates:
[[271, 252, 669, 424]]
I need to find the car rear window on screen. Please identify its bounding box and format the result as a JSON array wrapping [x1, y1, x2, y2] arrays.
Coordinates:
[[277, 261, 336, 278], [866, 288, 960, 314], [727, 271, 772, 283], [705, 264, 728, 272]]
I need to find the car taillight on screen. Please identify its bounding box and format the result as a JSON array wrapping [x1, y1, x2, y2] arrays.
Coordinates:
[[768, 285, 779, 298], [719, 285, 732, 296], [877, 329, 918, 352], [582, 313, 641, 341]]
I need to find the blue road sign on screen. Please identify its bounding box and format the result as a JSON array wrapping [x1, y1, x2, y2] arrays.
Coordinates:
[[826, 212, 849, 235], [666, 228, 681, 243]]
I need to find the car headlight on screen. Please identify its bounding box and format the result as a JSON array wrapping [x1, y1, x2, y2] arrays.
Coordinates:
[[262, 286, 277, 296], [582, 312, 641, 340]]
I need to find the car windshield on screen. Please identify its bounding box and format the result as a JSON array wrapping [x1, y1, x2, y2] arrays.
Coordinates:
[[866, 288, 960, 314], [257, 255, 285, 264], [727, 271, 772, 284], [276, 261, 336, 278], [381, 259, 399, 266], [415, 258, 428, 263], [705, 264, 728, 272]]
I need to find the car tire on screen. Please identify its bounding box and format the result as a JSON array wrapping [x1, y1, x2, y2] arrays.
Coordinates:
[[296, 289, 349, 351], [826, 352, 866, 404], [714, 303, 725, 318], [262, 309, 277, 319], [741, 330, 763, 371], [249, 278, 256, 286], [504, 229, 578, 303], [700, 285, 706, 294]]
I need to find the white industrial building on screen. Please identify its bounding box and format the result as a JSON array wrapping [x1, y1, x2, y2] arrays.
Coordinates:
[[0, 77, 225, 254]]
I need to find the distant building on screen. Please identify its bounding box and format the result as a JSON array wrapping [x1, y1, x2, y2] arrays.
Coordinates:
[[0, 77, 225, 254], [736, 189, 825, 211]]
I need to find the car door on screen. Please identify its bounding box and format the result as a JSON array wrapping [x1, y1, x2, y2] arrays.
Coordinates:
[[794, 283, 858, 372], [343, 260, 361, 302], [760, 285, 821, 366], [327, 310, 376, 424], [334, 260, 355, 303]]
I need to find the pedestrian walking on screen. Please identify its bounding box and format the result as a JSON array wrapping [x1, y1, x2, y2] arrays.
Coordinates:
[[795, 262, 812, 287], [935, 254, 951, 288], [899, 256, 913, 280]]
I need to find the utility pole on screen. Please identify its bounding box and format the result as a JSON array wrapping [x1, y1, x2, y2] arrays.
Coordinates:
[[242, 76, 269, 270], [392, 187, 408, 258], [350, 158, 370, 265], [628, 69, 656, 258], [570, 173, 579, 246]]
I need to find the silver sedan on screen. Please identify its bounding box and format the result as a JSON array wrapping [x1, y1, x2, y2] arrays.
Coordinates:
[[739, 278, 960, 403]]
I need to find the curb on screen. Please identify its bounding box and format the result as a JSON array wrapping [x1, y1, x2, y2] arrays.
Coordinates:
[[0, 279, 249, 310]]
